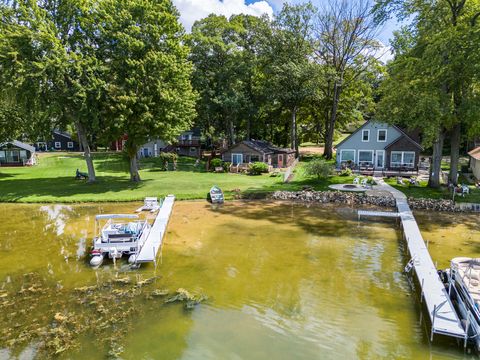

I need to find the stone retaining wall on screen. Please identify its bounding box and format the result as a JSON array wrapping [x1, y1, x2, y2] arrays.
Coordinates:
[[269, 190, 466, 212]]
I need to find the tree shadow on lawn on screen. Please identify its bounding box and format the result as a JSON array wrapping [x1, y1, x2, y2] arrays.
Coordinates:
[[0, 176, 148, 202], [0, 172, 16, 179]]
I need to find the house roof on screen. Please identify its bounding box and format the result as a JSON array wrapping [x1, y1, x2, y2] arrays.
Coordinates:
[[384, 133, 423, 150], [335, 120, 423, 150], [227, 140, 295, 155], [468, 146, 480, 161], [53, 130, 74, 140], [0, 140, 35, 153]]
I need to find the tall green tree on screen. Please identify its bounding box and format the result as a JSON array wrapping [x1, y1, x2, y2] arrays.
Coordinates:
[[97, 0, 196, 182], [314, 0, 381, 159], [264, 2, 318, 156], [0, 0, 103, 182], [375, 0, 480, 187]]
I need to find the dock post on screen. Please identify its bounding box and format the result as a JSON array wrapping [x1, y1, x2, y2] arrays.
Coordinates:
[[431, 304, 437, 342]]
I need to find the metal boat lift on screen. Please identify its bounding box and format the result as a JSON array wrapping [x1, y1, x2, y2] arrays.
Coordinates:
[[359, 180, 467, 343], [131, 195, 175, 267]]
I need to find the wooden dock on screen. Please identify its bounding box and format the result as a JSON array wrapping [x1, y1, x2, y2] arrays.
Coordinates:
[[371, 179, 466, 341], [357, 210, 400, 219], [133, 195, 175, 265]]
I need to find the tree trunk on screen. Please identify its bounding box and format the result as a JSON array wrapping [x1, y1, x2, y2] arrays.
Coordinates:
[[291, 105, 299, 157], [129, 153, 141, 182], [323, 81, 342, 160], [428, 129, 445, 188], [229, 119, 235, 146], [75, 121, 96, 183], [449, 122, 461, 185]]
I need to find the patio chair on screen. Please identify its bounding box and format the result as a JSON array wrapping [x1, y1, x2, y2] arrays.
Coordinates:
[[462, 185, 470, 197], [353, 177, 360, 185], [361, 178, 368, 187]]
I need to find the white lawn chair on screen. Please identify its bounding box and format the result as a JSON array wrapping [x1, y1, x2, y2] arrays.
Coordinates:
[[353, 177, 360, 185], [361, 178, 368, 187], [462, 185, 470, 197]]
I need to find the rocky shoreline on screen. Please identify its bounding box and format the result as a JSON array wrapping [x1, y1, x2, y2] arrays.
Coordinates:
[[269, 190, 465, 212]]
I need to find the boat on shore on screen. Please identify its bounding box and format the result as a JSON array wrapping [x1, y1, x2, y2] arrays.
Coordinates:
[[442, 257, 480, 350], [135, 197, 161, 213], [90, 214, 151, 267], [208, 185, 224, 204]]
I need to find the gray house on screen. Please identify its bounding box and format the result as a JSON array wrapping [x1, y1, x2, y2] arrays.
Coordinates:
[[335, 121, 422, 171]]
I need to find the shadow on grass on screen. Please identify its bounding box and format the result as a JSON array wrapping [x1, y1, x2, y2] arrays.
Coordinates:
[[0, 176, 148, 202], [0, 172, 15, 179]]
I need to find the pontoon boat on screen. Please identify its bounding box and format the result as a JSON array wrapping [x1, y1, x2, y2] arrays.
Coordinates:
[[90, 214, 151, 267]]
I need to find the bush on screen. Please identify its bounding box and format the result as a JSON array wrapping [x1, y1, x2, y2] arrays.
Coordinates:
[[222, 161, 231, 172], [248, 162, 269, 175], [304, 159, 333, 180], [367, 176, 376, 185], [159, 152, 177, 170], [210, 158, 223, 170], [339, 168, 352, 177]]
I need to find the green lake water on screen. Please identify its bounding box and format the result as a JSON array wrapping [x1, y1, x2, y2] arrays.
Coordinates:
[[0, 201, 480, 359]]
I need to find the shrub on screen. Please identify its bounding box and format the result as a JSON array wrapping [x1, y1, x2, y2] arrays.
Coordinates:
[[210, 158, 223, 170], [304, 159, 333, 180], [159, 152, 176, 170], [367, 176, 376, 185], [339, 168, 352, 177], [222, 161, 231, 172], [248, 162, 269, 175]]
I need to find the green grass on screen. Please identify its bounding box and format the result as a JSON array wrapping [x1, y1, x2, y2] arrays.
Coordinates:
[[0, 153, 285, 203], [6, 152, 479, 204], [384, 177, 480, 203], [0, 152, 355, 203]]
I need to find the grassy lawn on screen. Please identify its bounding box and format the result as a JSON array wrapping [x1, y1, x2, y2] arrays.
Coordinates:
[[0, 153, 286, 203], [384, 177, 480, 203]]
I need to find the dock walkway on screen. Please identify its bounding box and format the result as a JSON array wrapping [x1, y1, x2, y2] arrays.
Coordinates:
[[133, 195, 175, 265], [372, 179, 466, 340]]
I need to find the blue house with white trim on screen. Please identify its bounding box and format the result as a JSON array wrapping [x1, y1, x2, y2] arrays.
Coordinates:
[[335, 121, 422, 171]]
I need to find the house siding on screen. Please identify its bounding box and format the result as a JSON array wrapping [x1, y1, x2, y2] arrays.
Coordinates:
[[138, 140, 167, 158], [0, 144, 33, 166], [385, 136, 421, 169], [336, 121, 402, 167], [471, 158, 480, 180], [222, 143, 266, 164]]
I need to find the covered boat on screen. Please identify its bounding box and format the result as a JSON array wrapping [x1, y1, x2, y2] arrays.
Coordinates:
[[135, 197, 161, 213], [89, 214, 151, 267], [443, 257, 480, 350], [208, 185, 224, 204]]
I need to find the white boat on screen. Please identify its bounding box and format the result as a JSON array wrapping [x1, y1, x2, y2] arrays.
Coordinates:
[[89, 214, 151, 267], [442, 257, 480, 350], [135, 197, 160, 213], [208, 185, 224, 204]]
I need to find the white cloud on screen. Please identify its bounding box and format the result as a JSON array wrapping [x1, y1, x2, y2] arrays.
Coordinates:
[[173, 0, 274, 32], [377, 41, 394, 64]]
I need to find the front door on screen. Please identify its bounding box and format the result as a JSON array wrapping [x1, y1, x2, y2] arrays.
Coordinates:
[[277, 154, 284, 168], [375, 150, 385, 169]]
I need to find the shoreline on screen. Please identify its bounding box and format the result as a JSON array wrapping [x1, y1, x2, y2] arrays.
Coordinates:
[[0, 189, 476, 213]]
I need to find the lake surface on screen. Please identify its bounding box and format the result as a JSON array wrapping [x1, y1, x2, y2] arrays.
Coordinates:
[[0, 201, 479, 359]]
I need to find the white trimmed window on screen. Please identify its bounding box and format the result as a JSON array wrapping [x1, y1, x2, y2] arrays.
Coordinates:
[[231, 153, 243, 165], [391, 151, 416, 168], [340, 149, 355, 163], [67, 141, 74, 149], [377, 129, 387, 142], [362, 129, 370, 142], [54, 142, 61, 149], [358, 150, 374, 165]]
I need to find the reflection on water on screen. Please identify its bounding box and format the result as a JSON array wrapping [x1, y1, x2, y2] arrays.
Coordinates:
[[0, 201, 479, 359]]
